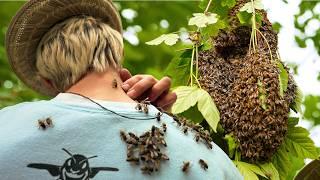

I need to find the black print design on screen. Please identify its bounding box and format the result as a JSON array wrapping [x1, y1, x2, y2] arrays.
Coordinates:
[[27, 148, 119, 180]]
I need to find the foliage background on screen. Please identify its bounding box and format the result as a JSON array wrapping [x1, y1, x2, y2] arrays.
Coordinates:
[[0, 0, 319, 178]]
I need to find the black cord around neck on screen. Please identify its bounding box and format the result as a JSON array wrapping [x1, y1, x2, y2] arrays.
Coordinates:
[[66, 92, 163, 120]]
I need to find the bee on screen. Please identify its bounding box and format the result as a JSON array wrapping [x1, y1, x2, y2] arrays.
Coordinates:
[[139, 131, 150, 139], [120, 130, 127, 141], [156, 112, 162, 122], [112, 79, 118, 88], [162, 123, 167, 132], [205, 141, 213, 149], [141, 166, 154, 174], [135, 103, 142, 111], [142, 105, 148, 114], [38, 120, 47, 130], [126, 137, 138, 145], [182, 161, 190, 173], [38, 117, 54, 130], [128, 132, 139, 141], [183, 127, 188, 134], [159, 138, 167, 147], [45, 118, 54, 127], [199, 159, 208, 170], [126, 157, 139, 164], [195, 133, 201, 142], [160, 153, 169, 161], [151, 126, 157, 136]]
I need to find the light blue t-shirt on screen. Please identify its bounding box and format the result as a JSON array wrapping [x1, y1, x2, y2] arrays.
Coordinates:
[[0, 93, 242, 180]]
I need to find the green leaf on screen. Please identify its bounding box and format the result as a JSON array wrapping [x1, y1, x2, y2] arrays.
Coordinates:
[[202, 19, 227, 37], [224, 134, 237, 158], [180, 105, 204, 124], [294, 36, 307, 48], [259, 163, 280, 180], [285, 126, 318, 159], [233, 161, 267, 180], [290, 87, 303, 114], [303, 95, 320, 125], [286, 156, 305, 180], [172, 86, 199, 114], [237, 11, 252, 25], [197, 89, 220, 132], [172, 86, 220, 132], [240, 0, 264, 13], [221, 0, 236, 8], [146, 33, 179, 46], [188, 13, 218, 28], [165, 50, 192, 87], [277, 62, 289, 97], [288, 117, 299, 128], [272, 22, 282, 33], [272, 144, 291, 180]]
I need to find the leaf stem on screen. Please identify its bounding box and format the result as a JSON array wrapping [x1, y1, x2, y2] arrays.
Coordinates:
[[190, 46, 195, 86], [204, 0, 213, 13], [195, 44, 199, 79], [193, 74, 202, 89], [256, 28, 274, 61]]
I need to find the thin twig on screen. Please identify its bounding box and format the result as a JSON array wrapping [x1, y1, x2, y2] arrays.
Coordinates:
[[204, 0, 213, 13]]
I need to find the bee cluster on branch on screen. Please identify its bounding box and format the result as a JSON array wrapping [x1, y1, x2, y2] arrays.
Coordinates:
[[198, 0, 297, 162]]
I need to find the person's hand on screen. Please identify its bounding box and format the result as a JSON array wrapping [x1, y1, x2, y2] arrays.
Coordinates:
[[119, 68, 177, 111]]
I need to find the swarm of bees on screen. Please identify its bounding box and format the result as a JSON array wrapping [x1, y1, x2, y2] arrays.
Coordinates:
[[120, 125, 169, 174], [37, 117, 54, 130], [135, 98, 151, 114], [197, 0, 297, 162]]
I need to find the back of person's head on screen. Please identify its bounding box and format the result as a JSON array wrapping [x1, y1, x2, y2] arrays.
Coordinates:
[[36, 16, 123, 92]]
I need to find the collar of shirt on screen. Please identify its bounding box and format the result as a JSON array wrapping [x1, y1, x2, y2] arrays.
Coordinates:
[[50, 93, 160, 117]]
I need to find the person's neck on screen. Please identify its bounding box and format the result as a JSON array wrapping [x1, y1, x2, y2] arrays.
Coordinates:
[[65, 70, 135, 103]]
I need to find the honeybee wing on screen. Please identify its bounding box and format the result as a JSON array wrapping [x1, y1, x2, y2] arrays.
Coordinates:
[[27, 163, 61, 176], [89, 167, 119, 178]]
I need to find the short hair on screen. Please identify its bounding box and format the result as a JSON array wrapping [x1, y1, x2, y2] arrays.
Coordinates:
[[36, 16, 123, 92]]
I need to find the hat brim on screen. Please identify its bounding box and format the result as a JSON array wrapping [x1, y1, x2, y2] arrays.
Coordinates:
[[5, 0, 122, 97]]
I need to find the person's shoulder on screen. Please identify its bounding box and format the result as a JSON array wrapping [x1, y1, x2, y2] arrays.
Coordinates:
[[0, 100, 49, 115]]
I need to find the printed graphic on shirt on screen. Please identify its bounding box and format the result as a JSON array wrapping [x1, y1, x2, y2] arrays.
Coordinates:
[[27, 148, 119, 180]]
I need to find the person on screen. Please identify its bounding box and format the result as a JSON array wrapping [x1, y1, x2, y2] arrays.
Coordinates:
[[0, 0, 242, 179]]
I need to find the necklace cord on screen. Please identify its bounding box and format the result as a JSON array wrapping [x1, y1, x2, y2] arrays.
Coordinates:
[[66, 92, 163, 120]]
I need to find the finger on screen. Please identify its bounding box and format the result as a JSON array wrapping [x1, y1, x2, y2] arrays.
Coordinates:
[[127, 76, 157, 99], [148, 77, 171, 102], [119, 68, 132, 82], [155, 92, 177, 110], [121, 75, 143, 92]]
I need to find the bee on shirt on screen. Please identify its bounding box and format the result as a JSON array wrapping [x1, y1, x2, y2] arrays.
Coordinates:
[[120, 130, 128, 141], [182, 161, 190, 173], [37, 117, 53, 130], [162, 123, 167, 132], [199, 159, 208, 170]]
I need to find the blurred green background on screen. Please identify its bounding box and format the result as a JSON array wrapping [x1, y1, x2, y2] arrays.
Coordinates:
[[0, 1, 319, 143]]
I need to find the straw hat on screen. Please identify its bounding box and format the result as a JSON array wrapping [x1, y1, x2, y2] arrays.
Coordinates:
[[5, 0, 122, 96]]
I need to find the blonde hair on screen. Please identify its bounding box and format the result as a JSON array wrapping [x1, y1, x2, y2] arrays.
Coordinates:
[[36, 16, 123, 92]]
